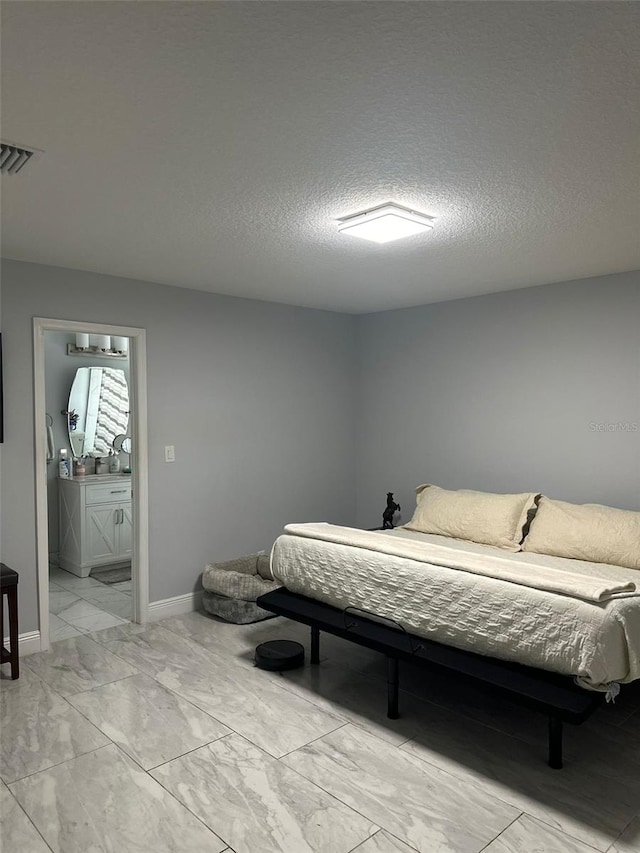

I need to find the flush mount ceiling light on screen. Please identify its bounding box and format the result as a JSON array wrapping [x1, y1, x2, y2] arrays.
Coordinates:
[[336, 202, 435, 244]]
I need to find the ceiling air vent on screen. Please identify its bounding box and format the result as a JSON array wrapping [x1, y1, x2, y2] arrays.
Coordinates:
[[1, 140, 43, 175]]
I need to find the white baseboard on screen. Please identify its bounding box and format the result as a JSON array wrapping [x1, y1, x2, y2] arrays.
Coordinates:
[[2, 631, 42, 657], [3, 595, 201, 661], [148, 590, 203, 622]]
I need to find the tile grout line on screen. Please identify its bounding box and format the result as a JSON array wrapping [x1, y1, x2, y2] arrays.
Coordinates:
[[11, 653, 232, 846], [394, 733, 538, 818], [150, 728, 381, 853], [145, 747, 233, 852], [276, 727, 395, 840], [49, 585, 131, 638], [397, 730, 628, 853], [145, 731, 236, 773], [280, 720, 527, 844], [13, 612, 638, 852], [3, 782, 56, 853], [72, 630, 260, 745], [477, 812, 523, 853], [104, 624, 361, 754], [22, 633, 145, 697], [268, 654, 553, 756], [5, 744, 112, 787], [513, 812, 609, 853], [277, 720, 351, 760], [345, 829, 388, 853], [9, 738, 226, 853]]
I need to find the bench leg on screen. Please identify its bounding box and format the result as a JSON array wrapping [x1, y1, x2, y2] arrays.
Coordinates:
[[8, 587, 19, 680], [387, 657, 399, 719], [0, 593, 4, 662], [548, 715, 563, 769], [310, 625, 320, 665]]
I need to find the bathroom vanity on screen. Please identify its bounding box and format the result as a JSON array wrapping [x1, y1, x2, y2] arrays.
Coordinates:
[[58, 474, 132, 577]]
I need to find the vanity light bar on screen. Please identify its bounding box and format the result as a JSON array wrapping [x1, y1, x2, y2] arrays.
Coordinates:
[[67, 334, 129, 359]]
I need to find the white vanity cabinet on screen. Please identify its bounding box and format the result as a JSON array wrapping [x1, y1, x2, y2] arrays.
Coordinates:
[[58, 475, 132, 577]]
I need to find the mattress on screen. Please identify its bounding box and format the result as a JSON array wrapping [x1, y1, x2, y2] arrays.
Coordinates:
[[270, 524, 640, 692]]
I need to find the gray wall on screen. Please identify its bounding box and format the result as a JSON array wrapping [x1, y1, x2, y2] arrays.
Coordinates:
[[355, 271, 640, 528], [1, 260, 357, 633], [44, 331, 132, 558], [2, 260, 639, 637]]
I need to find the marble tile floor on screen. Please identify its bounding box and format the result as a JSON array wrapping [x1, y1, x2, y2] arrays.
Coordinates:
[[48, 567, 133, 640], [0, 610, 638, 853]]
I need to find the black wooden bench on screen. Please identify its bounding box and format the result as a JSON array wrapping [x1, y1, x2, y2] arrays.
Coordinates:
[[0, 563, 20, 680], [257, 587, 604, 769]]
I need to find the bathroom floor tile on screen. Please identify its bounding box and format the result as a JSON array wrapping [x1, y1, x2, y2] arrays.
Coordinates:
[[0, 667, 109, 783], [10, 744, 226, 853], [48, 571, 104, 593], [48, 567, 73, 583], [49, 588, 82, 616], [52, 598, 107, 625], [24, 634, 137, 697], [150, 733, 378, 853], [71, 611, 129, 633], [77, 586, 133, 619], [84, 620, 148, 645], [78, 584, 130, 604], [68, 673, 230, 769], [49, 613, 84, 642], [97, 596, 132, 619]]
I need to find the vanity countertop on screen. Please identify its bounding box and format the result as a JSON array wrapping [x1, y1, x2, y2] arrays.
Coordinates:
[[60, 474, 132, 484]]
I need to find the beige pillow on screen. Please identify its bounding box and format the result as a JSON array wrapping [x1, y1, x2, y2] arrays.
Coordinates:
[[523, 497, 640, 569], [403, 484, 540, 551]]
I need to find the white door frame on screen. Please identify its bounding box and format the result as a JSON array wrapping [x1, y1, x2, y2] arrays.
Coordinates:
[[33, 318, 149, 649]]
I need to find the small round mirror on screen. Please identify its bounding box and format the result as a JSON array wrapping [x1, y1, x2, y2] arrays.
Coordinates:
[[113, 434, 132, 454]]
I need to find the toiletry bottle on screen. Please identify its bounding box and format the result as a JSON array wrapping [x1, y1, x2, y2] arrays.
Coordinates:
[[109, 451, 120, 474], [95, 457, 104, 475], [58, 449, 72, 479]]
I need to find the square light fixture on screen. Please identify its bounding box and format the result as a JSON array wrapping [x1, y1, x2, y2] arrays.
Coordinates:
[[336, 202, 435, 244]]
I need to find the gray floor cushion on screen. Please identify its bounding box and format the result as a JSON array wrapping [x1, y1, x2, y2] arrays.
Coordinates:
[[201, 553, 280, 623], [202, 591, 276, 624]]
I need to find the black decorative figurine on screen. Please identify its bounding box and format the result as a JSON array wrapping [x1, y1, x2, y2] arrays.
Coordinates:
[[382, 492, 401, 529]]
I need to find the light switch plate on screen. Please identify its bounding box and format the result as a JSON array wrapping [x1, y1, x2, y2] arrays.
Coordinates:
[[164, 445, 175, 463]]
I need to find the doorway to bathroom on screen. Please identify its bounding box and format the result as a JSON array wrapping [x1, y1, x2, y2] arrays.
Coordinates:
[[33, 318, 149, 651]]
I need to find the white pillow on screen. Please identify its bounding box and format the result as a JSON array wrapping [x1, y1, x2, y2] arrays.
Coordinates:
[[403, 484, 540, 552], [523, 497, 640, 569]]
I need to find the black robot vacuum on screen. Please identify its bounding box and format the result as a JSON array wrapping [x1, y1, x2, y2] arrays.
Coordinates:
[[254, 639, 305, 671]]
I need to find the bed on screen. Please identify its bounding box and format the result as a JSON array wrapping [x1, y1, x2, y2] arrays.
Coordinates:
[[261, 487, 640, 767]]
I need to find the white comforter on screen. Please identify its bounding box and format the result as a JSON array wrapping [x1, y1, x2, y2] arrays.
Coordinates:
[[270, 524, 640, 691]]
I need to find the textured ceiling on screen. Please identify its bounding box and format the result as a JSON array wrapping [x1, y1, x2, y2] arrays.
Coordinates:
[[1, 1, 639, 314]]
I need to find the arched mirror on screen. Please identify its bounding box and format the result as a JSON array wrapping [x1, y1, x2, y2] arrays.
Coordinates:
[[67, 367, 129, 457]]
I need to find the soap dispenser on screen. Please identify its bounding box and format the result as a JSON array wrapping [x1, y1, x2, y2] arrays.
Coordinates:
[[58, 449, 72, 479]]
